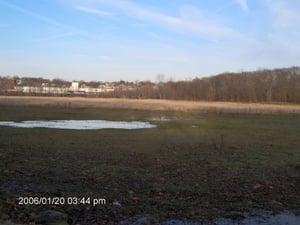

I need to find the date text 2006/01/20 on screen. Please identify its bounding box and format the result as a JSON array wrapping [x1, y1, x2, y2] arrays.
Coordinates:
[[18, 196, 106, 206]]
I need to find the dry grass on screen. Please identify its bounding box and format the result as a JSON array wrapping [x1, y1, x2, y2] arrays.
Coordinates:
[[1, 96, 300, 114]]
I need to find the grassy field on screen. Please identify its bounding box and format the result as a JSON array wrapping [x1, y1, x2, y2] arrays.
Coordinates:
[[0, 98, 300, 224], [2, 96, 300, 114]]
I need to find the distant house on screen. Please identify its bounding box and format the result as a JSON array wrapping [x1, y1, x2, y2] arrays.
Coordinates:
[[70, 82, 79, 92], [2, 77, 122, 95]]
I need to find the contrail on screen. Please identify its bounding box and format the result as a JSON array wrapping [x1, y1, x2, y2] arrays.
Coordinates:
[[0, 0, 66, 28], [0, 0, 91, 39]]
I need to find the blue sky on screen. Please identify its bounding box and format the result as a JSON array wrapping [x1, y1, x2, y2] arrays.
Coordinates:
[[0, 0, 299, 81]]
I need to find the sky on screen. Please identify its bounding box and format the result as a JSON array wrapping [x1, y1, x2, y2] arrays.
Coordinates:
[[0, 0, 300, 82]]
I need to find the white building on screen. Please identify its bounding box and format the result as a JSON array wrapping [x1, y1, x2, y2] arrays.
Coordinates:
[[71, 82, 79, 92]]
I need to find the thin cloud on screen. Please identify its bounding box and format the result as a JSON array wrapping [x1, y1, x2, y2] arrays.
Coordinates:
[[89, 0, 234, 39], [241, 1, 300, 69], [235, 0, 249, 11], [75, 6, 114, 16], [265, 0, 300, 30], [132, 23, 149, 27], [28, 31, 83, 42], [0, 0, 90, 40], [0, 0, 65, 28]]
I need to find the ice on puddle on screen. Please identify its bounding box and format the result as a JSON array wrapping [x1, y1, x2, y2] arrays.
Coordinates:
[[0, 120, 156, 130]]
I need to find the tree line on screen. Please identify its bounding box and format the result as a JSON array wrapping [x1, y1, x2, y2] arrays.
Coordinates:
[[106, 67, 300, 103], [1, 67, 300, 103]]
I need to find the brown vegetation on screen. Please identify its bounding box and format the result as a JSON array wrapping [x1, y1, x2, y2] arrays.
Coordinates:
[[0, 77, 15, 91], [1, 96, 300, 114], [113, 67, 300, 103], [2, 67, 300, 103]]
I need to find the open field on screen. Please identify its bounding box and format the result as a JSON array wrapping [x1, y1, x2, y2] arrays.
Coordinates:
[[0, 97, 300, 224], [1, 96, 300, 114]]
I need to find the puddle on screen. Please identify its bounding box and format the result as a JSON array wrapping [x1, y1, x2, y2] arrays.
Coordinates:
[[211, 211, 300, 225], [119, 211, 300, 225], [0, 120, 156, 130], [149, 116, 174, 121]]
